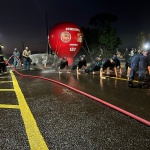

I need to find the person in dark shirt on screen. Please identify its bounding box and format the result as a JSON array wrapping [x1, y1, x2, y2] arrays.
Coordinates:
[[57, 57, 70, 73], [85, 55, 103, 75], [128, 50, 149, 88], [71, 55, 87, 74], [109, 55, 122, 77], [147, 52, 150, 75], [85, 55, 118, 79]]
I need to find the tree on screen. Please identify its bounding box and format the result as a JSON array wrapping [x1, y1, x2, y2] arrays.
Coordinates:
[[137, 32, 146, 48], [99, 26, 121, 53], [81, 27, 100, 56], [89, 13, 121, 54], [89, 13, 118, 28]]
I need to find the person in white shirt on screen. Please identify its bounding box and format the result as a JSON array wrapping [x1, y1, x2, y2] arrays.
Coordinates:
[[22, 46, 31, 71]]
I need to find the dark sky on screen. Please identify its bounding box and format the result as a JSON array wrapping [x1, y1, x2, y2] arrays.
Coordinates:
[[0, 0, 150, 54]]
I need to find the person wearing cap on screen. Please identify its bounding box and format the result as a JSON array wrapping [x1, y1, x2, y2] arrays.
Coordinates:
[[85, 55, 103, 75], [99, 58, 118, 79], [86, 54, 119, 79], [71, 55, 87, 74], [110, 54, 122, 77], [57, 57, 70, 73], [13, 48, 21, 68], [128, 50, 149, 88], [22, 46, 31, 71], [85, 55, 117, 79]]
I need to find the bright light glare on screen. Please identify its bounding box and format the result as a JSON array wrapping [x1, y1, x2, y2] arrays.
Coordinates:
[[143, 43, 149, 50]]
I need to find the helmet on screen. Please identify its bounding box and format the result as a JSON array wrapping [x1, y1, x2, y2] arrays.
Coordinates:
[[62, 57, 67, 60], [98, 55, 102, 58], [80, 55, 85, 60], [14, 48, 17, 51]]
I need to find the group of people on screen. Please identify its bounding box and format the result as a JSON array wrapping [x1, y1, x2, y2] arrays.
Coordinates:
[[55, 54, 122, 79], [56, 49, 150, 88], [121, 47, 150, 88], [2, 44, 150, 89], [11, 46, 32, 71]]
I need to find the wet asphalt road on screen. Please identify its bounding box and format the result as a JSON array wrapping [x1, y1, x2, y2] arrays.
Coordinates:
[[0, 66, 150, 150]]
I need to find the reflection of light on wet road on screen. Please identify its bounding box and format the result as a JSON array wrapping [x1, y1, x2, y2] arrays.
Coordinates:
[[99, 78, 104, 88]]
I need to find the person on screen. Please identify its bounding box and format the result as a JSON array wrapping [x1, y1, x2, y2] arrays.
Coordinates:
[[129, 48, 134, 57], [52, 53, 59, 68], [71, 55, 87, 74], [42, 55, 48, 69], [2, 57, 8, 73], [12, 48, 21, 68], [57, 57, 70, 73], [99, 58, 118, 79], [0, 45, 5, 75], [85, 55, 118, 79], [137, 47, 142, 54], [85, 55, 103, 75], [22, 46, 31, 71], [123, 48, 130, 72], [116, 50, 121, 61], [110, 55, 122, 77], [128, 50, 149, 88], [147, 52, 150, 75]]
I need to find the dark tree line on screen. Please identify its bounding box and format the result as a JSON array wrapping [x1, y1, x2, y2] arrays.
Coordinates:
[[80, 13, 122, 57]]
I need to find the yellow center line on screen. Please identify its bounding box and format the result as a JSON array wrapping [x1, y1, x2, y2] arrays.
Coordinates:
[[10, 71, 48, 150], [105, 76, 138, 82], [0, 81, 13, 83], [0, 104, 20, 109], [0, 89, 15, 91], [0, 77, 10, 78]]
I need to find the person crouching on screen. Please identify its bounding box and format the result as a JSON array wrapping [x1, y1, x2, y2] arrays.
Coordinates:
[[57, 57, 70, 73]]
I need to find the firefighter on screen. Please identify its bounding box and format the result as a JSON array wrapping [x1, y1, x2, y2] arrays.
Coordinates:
[[109, 55, 122, 77], [0, 45, 4, 75], [12, 48, 21, 68], [57, 57, 70, 73], [85, 55, 117, 79], [85, 55, 103, 75], [71, 55, 87, 74], [99, 58, 117, 79], [128, 50, 149, 88]]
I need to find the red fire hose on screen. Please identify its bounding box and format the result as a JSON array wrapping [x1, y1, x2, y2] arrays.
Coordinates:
[[6, 61, 150, 127]]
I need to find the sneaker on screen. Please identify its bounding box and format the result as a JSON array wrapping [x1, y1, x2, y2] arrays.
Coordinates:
[[128, 80, 133, 87], [138, 82, 143, 88], [59, 71, 62, 74], [106, 72, 110, 75], [138, 81, 148, 88]]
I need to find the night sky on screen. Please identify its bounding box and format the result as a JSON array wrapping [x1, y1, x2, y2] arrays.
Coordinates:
[[0, 0, 150, 54]]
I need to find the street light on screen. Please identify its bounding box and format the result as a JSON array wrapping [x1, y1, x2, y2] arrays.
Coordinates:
[[0, 43, 3, 54]]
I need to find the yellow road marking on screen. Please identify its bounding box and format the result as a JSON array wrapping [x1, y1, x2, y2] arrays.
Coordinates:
[[0, 89, 15, 91], [10, 71, 48, 150], [105, 76, 138, 82], [0, 81, 13, 83], [0, 77, 10, 78], [0, 104, 19, 109]]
